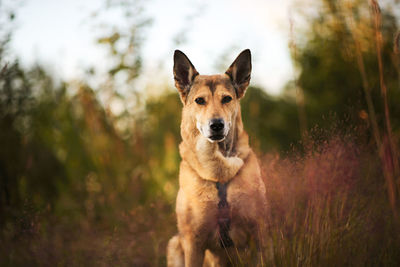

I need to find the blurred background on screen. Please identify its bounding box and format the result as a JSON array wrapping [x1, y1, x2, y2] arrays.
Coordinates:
[[1, 0, 400, 265]]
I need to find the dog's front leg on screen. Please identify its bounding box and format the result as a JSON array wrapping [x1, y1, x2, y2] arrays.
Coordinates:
[[181, 235, 205, 267], [195, 136, 243, 182]]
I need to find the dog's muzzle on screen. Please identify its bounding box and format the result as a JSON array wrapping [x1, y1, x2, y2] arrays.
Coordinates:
[[209, 118, 225, 141], [197, 118, 230, 142]]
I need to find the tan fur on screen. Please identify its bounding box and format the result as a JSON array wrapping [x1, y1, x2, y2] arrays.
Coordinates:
[[168, 50, 269, 267]]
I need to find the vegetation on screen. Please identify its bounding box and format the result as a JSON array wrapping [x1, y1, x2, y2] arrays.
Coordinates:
[[0, 0, 400, 266]]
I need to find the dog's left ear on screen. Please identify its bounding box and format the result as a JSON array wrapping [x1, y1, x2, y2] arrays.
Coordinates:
[[174, 50, 199, 103], [225, 49, 252, 99]]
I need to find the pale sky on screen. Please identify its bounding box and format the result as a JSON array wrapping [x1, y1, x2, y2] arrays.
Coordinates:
[[10, 0, 299, 95]]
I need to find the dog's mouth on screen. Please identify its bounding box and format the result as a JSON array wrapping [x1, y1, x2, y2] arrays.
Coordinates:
[[196, 121, 229, 143], [208, 134, 225, 142]]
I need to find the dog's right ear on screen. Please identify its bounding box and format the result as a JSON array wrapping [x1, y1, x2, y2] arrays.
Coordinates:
[[173, 50, 199, 103]]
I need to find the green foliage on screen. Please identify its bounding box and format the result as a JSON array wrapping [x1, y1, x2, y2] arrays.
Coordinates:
[[242, 86, 300, 152], [292, 0, 400, 132]]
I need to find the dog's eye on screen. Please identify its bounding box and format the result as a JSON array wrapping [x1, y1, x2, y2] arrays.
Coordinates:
[[195, 97, 206, 105], [221, 96, 232, 104]]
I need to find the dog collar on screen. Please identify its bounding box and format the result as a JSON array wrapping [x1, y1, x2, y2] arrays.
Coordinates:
[[216, 182, 234, 248]]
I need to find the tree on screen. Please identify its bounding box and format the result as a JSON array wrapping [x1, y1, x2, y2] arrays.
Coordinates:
[[291, 0, 400, 133]]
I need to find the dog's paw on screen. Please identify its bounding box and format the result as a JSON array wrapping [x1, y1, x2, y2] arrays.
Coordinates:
[[214, 156, 244, 183], [237, 146, 250, 160], [226, 156, 244, 172]]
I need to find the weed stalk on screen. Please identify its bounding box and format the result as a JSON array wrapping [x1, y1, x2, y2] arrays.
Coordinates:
[[370, 0, 399, 220]]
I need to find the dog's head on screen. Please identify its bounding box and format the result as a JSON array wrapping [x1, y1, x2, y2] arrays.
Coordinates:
[[174, 49, 251, 142]]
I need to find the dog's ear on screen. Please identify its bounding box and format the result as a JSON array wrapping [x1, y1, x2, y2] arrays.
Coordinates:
[[173, 50, 199, 103], [225, 49, 252, 99]]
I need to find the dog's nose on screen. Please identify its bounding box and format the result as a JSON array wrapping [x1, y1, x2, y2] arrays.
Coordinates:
[[210, 118, 224, 132]]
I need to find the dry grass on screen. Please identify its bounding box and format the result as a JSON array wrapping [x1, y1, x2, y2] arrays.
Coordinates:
[[1, 127, 399, 266], [0, 201, 176, 266], [262, 127, 400, 266]]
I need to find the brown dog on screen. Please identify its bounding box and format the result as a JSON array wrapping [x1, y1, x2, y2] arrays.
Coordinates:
[[167, 50, 269, 267]]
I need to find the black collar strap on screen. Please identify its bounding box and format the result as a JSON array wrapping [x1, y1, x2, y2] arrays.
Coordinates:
[[216, 182, 234, 248]]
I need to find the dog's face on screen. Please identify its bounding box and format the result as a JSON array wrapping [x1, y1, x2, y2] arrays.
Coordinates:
[[174, 50, 252, 142], [185, 74, 237, 142]]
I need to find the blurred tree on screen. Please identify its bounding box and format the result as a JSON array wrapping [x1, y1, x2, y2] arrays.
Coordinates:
[[241, 86, 300, 152], [0, 46, 67, 223], [0, 0, 153, 227], [93, 0, 152, 141], [291, 0, 400, 133]]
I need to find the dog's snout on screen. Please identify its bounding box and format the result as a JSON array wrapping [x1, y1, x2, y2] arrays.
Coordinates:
[[210, 118, 224, 132]]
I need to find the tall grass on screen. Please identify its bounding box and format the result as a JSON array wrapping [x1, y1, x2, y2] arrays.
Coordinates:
[[263, 127, 400, 266], [2, 126, 398, 266], [370, 0, 400, 220], [262, 2, 400, 264]]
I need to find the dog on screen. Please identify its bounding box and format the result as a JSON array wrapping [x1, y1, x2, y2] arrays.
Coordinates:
[[167, 49, 269, 267]]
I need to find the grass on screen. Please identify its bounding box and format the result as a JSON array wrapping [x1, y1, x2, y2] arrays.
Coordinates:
[[263, 126, 400, 266], [2, 126, 399, 266]]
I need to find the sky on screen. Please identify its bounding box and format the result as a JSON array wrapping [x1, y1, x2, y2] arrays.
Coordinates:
[[9, 0, 299, 95]]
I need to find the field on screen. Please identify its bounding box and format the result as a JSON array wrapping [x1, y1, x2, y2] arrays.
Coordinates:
[[1, 0, 400, 266]]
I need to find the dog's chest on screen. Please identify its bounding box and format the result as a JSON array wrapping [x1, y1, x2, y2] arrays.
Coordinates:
[[200, 180, 261, 248], [196, 180, 251, 212]]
